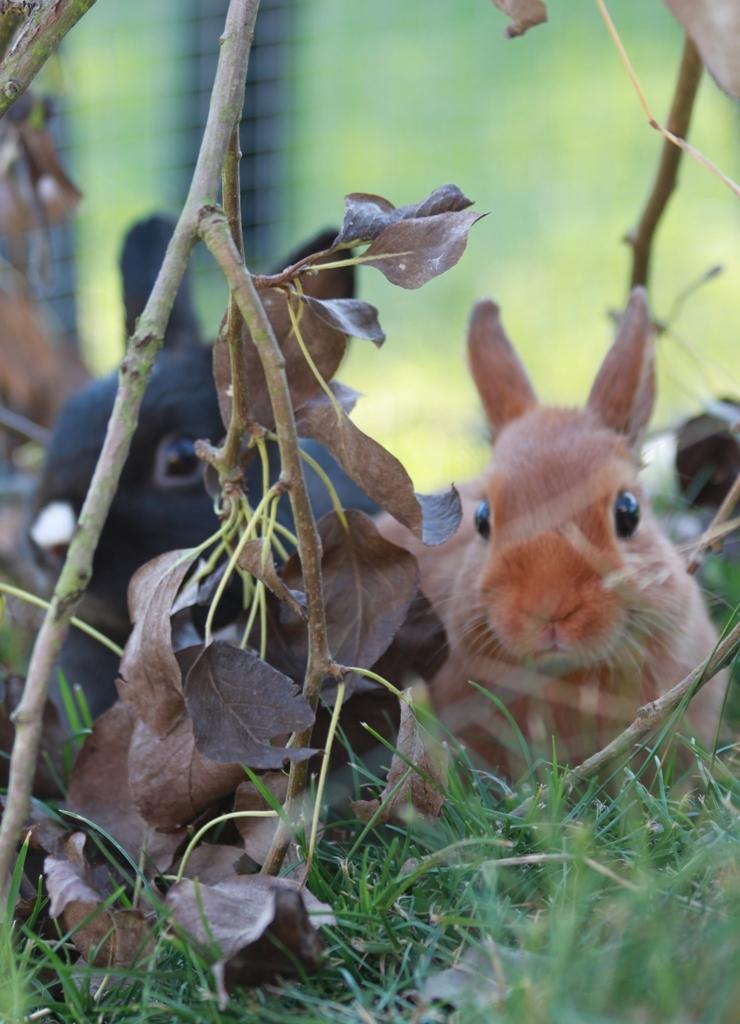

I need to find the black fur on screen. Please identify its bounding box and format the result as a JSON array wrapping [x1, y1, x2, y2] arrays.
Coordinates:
[[31, 215, 377, 716]]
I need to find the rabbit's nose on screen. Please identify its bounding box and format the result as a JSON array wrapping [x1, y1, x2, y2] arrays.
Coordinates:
[[29, 501, 76, 565]]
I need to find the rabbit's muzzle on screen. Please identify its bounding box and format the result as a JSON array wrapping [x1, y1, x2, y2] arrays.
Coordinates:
[[473, 529, 626, 672]]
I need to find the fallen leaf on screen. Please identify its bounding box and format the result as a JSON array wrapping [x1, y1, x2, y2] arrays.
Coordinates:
[[66, 702, 186, 873], [166, 875, 333, 998], [233, 772, 288, 865], [295, 389, 462, 545], [184, 641, 316, 767], [44, 832, 153, 968], [420, 942, 543, 1010], [177, 843, 257, 884], [117, 550, 196, 735], [490, 0, 548, 38], [352, 684, 447, 825], [128, 713, 246, 832]]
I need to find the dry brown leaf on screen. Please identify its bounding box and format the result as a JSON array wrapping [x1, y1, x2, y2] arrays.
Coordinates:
[[490, 0, 548, 38], [233, 772, 288, 865], [297, 293, 385, 344], [333, 184, 474, 246], [66, 702, 186, 873], [184, 641, 316, 767], [127, 713, 246, 832], [372, 590, 450, 686], [364, 208, 484, 290], [237, 538, 306, 617], [213, 263, 355, 431], [664, 0, 740, 98], [44, 832, 153, 969], [0, 290, 88, 433], [353, 685, 447, 825], [295, 389, 462, 545], [117, 550, 196, 735], [166, 875, 334, 998], [177, 843, 257, 884], [676, 401, 740, 510], [278, 510, 419, 695], [0, 93, 81, 238]]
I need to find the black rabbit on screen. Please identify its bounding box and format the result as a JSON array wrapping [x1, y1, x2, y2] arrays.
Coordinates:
[[29, 215, 377, 716]]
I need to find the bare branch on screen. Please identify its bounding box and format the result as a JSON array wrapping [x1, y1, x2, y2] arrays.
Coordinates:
[[628, 35, 703, 289], [0, 403, 49, 444], [211, 123, 254, 491], [198, 208, 334, 874], [511, 619, 739, 818], [568, 619, 739, 781], [0, 0, 262, 897], [596, 0, 740, 200], [687, 472, 740, 575], [0, 0, 98, 115]]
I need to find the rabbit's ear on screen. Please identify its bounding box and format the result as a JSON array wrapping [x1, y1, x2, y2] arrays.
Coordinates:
[[587, 287, 654, 449], [121, 215, 201, 350], [467, 299, 537, 434], [270, 227, 355, 301]]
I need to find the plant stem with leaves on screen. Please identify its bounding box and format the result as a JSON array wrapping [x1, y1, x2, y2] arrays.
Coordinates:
[[0, 0, 262, 898], [198, 208, 335, 875]]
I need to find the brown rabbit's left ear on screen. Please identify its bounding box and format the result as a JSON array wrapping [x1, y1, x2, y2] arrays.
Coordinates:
[[467, 299, 537, 435], [587, 287, 655, 449]]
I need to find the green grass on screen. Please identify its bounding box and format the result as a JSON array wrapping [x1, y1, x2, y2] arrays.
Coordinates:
[[2, 535, 738, 1018], [2, 719, 739, 1023]]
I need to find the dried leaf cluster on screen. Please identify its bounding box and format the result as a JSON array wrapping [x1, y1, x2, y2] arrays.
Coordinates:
[[6, 184, 479, 992]]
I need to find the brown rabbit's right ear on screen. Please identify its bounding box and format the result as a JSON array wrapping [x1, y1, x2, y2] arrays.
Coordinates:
[[587, 287, 654, 450], [467, 299, 537, 434]]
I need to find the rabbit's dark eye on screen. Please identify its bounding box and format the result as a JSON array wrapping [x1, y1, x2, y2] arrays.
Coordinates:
[[614, 490, 640, 538], [154, 435, 202, 488], [475, 499, 491, 539]]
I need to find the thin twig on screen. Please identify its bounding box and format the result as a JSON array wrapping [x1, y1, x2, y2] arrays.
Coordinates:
[[687, 472, 740, 575], [568, 618, 739, 781], [596, 0, 740, 200], [0, 580, 123, 657], [252, 247, 333, 290], [512, 618, 739, 817], [0, 404, 49, 444], [0, 0, 98, 115], [214, 122, 253, 490], [0, 0, 262, 898], [198, 208, 334, 876], [627, 35, 703, 289]]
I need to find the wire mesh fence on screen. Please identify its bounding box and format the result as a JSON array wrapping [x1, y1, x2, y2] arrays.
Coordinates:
[[1, 0, 739, 485]]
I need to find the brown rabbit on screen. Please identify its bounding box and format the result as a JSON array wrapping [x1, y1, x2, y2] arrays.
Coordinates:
[[378, 288, 725, 772]]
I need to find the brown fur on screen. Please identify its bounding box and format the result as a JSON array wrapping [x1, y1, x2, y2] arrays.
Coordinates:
[[378, 290, 724, 773]]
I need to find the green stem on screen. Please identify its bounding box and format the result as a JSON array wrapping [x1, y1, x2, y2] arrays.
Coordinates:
[[0, 582, 123, 658]]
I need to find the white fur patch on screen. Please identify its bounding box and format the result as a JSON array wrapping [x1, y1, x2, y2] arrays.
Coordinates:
[[30, 501, 76, 550]]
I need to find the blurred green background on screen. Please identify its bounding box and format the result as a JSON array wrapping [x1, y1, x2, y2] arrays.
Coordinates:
[[57, 0, 738, 490]]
